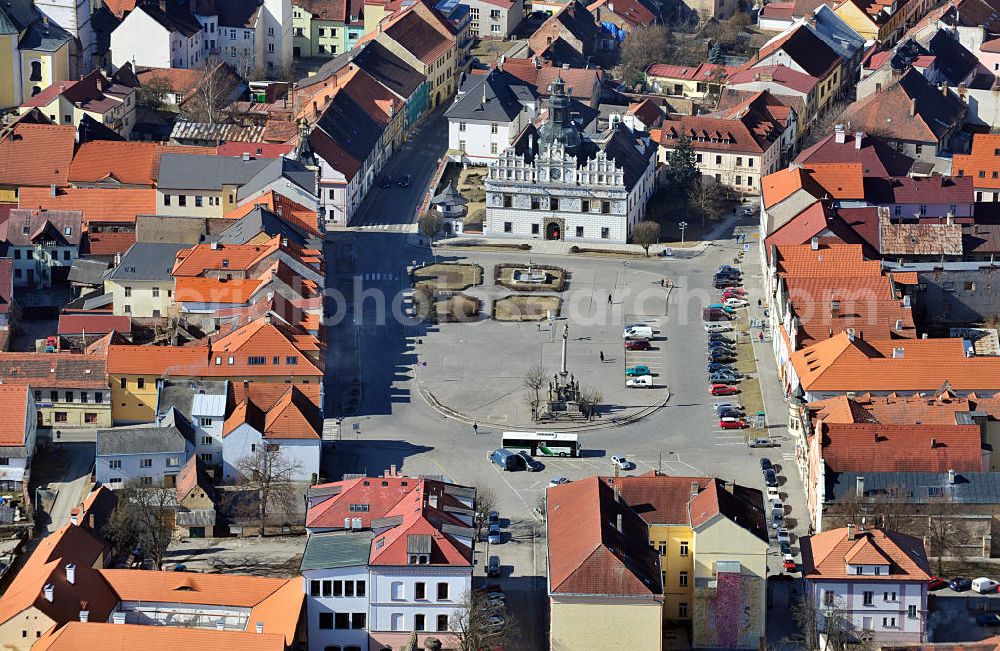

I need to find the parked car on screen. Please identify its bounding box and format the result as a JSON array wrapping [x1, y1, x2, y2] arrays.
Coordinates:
[[487, 523, 501, 544], [377, 175, 392, 188], [719, 417, 747, 429], [487, 555, 501, 577], [626, 375, 653, 388], [977, 613, 1000, 627], [709, 374, 740, 385], [927, 576, 949, 591], [707, 333, 734, 342], [783, 555, 797, 572], [973, 577, 999, 593], [611, 455, 633, 470], [707, 355, 736, 364], [748, 437, 772, 448], [707, 362, 734, 373], [719, 408, 743, 419], [949, 577, 972, 592], [531, 505, 545, 521], [776, 527, 790, 545], [488, 510, 499, 524], [707, 340, 736, 351], [760, 458, 773, 473], [779, 540, 792, 556], [625, 339, 651, 351], [549, 476, 570, 487], [626, 365, 651, 377], [704, 323, 733, 333], [623, 325, 654, 339], [713, 278, 741, 289], [718, 265, 740, 274], [715, 402, 743, 415], [397, 174, 412, 187], [710, 384, 739, 396], [517, 451, 543, 472], [722, 287, 746, 297], [764, 469, 777, 487], [766, 486, 780, 502], [724, 297, 750, 308]]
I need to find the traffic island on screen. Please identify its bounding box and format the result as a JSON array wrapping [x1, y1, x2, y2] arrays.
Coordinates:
[[493, 295, 561, 321], [411, 262, 483, 292], [494, 263, 567, 291], [435, 293, 482, 323]]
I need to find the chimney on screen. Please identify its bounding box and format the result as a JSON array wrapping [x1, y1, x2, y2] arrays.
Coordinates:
[[79, 610, 89, 623], [810, 236, 819, 250], [723, 480, 734, 494], [856, 476, 865, 496], [615, 513, 622, 533], [931, 437, 937, 449], [43, 584, 54, 603], [65, 563, 75, 585], [255, 622, 264, 634], [831, 299, 841, 317], [855, 131, 864, 149], [50, 184, 57, 197], [948, 468, 956, 484], [909, 98, 917, 117], [946, 212, 954, 225], [312, 101, 318, 116], [210, 241, 220, 250], [847, 524, 856, 540], [943, 82, 949, 96], [690, 481, 700, 496], [614, 484, 621, 504], [834, 124, 846, 144]]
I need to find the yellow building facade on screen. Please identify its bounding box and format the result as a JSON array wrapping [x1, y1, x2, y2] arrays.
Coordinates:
[[0, 33, 18, 109], [649, 523, 696, 621], [21, 44, 70, 104], [833, 0, 903, 44], [549, 597, 664, 651]]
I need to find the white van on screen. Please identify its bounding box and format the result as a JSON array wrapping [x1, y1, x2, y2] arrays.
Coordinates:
[[973, 577, 999, 593], [624, 325, 654, 340]]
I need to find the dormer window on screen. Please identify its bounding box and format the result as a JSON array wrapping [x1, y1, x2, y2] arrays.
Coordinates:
[[408, 554, 429, 565]]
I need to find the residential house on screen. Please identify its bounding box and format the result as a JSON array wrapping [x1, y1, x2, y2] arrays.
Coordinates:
[[104, 242, 190, 318], [67, 140, 217, 189], [173, 455, 217, 538], [741, 24, 845, 119], [95, 407, 195, 487], [0, 123, 76, 202], [653, 91, 785, 194], [18, 187, 157, 235], [292, 0, 365, 58], [953, 133, 1000, 201], [303, 475, 476, 650], [0, 0, 74, 109], [838, 69, 968, 168], [723, 67, 818, 148], [834, 0, 906, 44], [872, 176, 974, 220], [221, 383, 321, 481], [800, 526, 930, 645], [0, 259, 15, 350], [547, 476, 664, 651], [155, 153, 317, 219], [500, 57, 603, 107], [445, 69, 538, 164], [110, 0, 204, 70], [18, 70, 136, 138], [677, 0, 737, 20], [527, 0, 609, 67], [788, 331, 1000, 402], [795, 126, 916, 178], [4, 209, 82, 288], [884, 259, 1000, 321], [0, 385, 36, 492], [644, 62, 733, 101], [587, 0, 656, 35], [154, 378, 228, 469], [0, 352, 110, 429], [373, 0, 458, 110], [466, 0, 522, 38], [858, 31, 982, 101], [484, 78, 656, 243], [135, 62, 245, 116]]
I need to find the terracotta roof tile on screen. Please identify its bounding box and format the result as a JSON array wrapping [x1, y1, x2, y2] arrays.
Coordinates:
[[0, 385, 30, 446], [68, 141, 215, 186], [57, 314, 132, 336], [83, 231, 137, 256], [18, 187, 156, 225], [820, 422, 983, 472], [602, 474, 710, 524], [688, 478, 769, 543], [645, 62, 735, 81], [174, 277, 264, 304], [106, 344, 209, 375], [953, 134, 1000, 189], [794, 129, 915, 177], [0, 352, 109, 390], [774, 242, 883, 277], [0, 124, 76, 188], [801, 526, 931, 581], [727, 64, 819, 94], [658, 93, 783, 155], [35, 622, 286, 651]]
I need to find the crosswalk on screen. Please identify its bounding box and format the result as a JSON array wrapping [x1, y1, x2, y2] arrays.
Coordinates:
[[350, 222, 418, 233]]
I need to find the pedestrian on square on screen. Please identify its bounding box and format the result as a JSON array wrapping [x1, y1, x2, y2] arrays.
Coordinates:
[[473, 422, 478, 435], [608, 294, 612, 304], [599, 351, 605, 363], [757, 299, 762, 307], [759, 331, 764, 343]]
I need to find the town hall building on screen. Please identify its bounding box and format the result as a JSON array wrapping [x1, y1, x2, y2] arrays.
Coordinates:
[[483, 77, 656, 244]]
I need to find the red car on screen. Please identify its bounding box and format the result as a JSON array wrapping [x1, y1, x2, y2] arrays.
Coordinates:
[[710, 384, 739, 396], [723, 290, 747, 300], [783, 558, 797, 572], [719, 418, 747, 429], [928, 576, 949, 591], [625, 339, 650, 351]]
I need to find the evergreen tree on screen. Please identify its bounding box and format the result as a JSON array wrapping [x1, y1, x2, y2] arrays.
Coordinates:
[[708, 42, 725, 64], [663, 134, 700, 201]]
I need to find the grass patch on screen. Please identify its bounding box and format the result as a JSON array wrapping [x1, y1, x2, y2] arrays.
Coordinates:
[[435, 294, 481, 322], [735, 338, 757, 375], [493, 295, 561, 321], [437, 241, 531, 252], [412, 263, 482, 292], [569, 246, 651, 258]]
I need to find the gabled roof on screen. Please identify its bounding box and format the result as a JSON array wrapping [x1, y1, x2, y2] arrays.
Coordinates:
[[656, 91, 784, 155], [68, 141, 216, 186], [171, 238, 280, 276], [801, 526, 930, 581], [0, 385, 30, 446], [688, 478, 769, 543], [109, 242, 191, 281], [35, 622, 286, 651], [156, 153, 272, 191], [135, 0, 203, 36], [5, 209, 82, 247], [601, 474, 710, 524], [0, 123, 76, 188], [225, 191, 319, 237], [21, 71, 132, 113], [794, 129, 915, 177], [18, 186, 156, 225], [726, 64, 819, 94], [762, 163, 865, 207], [382, 2, 454, 65], [747, 24, 841, 79], [223, 385, 321, 440], [308, 89, 383, 179], [0, 352, 109, 390], [839, 68, 966, 144], [547, 477, 662, 596], [446, 69, 531, 123], [175, 455, 213, 502], [97, 421, 191, 456], [174, 277, 264, 304], [645, 62, 735, 81], [953, 134, 1000, 189], [820, 421, 984, 473]]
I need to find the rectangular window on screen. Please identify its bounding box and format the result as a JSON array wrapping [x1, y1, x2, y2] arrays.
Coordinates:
[[531, 196, 540, 209], [715, 155, 722, 165], [64, 391, 73, 403], [140, 458, 153, 468], [736, 175, 742, 186], [657, 542, 666, 555], [333, 580, 343, 597], [531, 223, 539, 235], [285, 356, 298, 365], [50, 390, 58, 402], [415, 614, 425, 631], [549, 198, 559, 210], [334, 613, 350, 629], [601, 201, 610, 214], [137, 378, 145, 389], [356, 580, 366, 597], [490, 142, 498, 154], [504, 222, 512, 233], [85, 413, 97, 424], [95, 392, 103, 404], [575, 226, 584, 238], [491, 123, 498, 134], [908, 604, 917, 618], [679, 541, 689, 556], [195, 196, 203, 207], [201, 436, 213, 445], [351, 613, 365, 629], [164, 194, 171, 206], [55, 412, 68, 422], [437, 614, 449, 631], [601, 227, 609, 239], [200, 452, 213, 461], [823, 591, 835, 607], [109, 459, 122, 469], [247, 356, 267, 365], [178, 195, 187, 207], [581, 199, 590, 212], [318, 612, 332, 629], [415, 582, 426, 600], [679, 602, 688, 617], [124, 286, 132, 297], [863, 591, 874, 606], [679, 571, 688, 587], [437, 582, 449, 600], [344, 581, 354, 597], [120, 378, 126, 389]]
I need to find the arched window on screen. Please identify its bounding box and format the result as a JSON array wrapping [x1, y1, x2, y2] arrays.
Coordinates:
[[29, 61, 42, 82]]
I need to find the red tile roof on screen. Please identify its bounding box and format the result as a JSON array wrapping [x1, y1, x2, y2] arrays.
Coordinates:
[[547, 477, 662, 596], [19, 187, 156, 225], [57, 314, 132, 336], [953, 134, 1000, 189], [743, 24, 841, 79], [644, 62, 735, 81], [223, 385, 320, 440], [0, 385, 30, 446], [68, 141, 216, 186], [820, 422, 984, 472], [174, 277, 264, 304], [216, 142, 295, 158], [657, 92, 783, 155], [35, 622, 286, 651], [83, 231, 137, 257], [794, 129, 916, 177], [801, 526, 931, 581], [688, 478, 769, 543], [0, 123, 76, 188], [0, 352, 109, 390], [602, 473, 710, 524], [726, 64, 819, 94]]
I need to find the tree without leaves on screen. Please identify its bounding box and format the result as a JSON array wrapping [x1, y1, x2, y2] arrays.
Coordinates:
[[450, 589, 519, 651], [923, 503, 973, 575], [799, 98, 852, 150], [418, 210, 443, 239], [473, 486, 497, 542], [184, 57, 241, 125], [136, 76, 173, 111], [631, 220, 660, 256], [690, 177, 731, 229], [578, 387, 603, 420], [523, 364, 547, 420], [617, 25, 673, 88], [789, 592, 869, 651], [235, 446, 303, 537], [105, 480, 175, 569]]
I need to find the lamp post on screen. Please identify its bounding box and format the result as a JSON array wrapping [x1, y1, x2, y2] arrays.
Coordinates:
[[679, 221, 688, 244]]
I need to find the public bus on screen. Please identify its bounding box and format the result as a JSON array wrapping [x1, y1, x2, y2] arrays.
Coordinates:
[[500, 431, 580, 457]]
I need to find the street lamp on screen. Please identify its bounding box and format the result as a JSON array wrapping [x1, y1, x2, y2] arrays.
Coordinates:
[[679, 221, 688, 244]]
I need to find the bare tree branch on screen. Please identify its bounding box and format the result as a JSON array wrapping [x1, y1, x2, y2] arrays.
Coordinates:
[[235, 446, 303, 537], [523, 364, 547, 420], [105, 480, 175, 568]]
